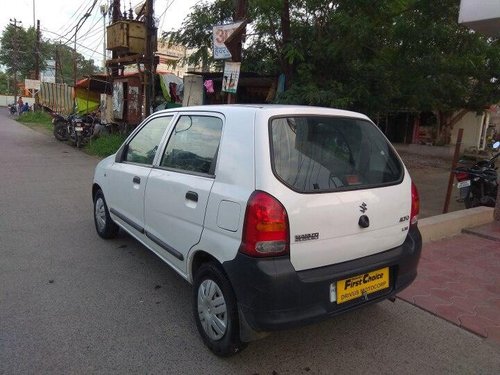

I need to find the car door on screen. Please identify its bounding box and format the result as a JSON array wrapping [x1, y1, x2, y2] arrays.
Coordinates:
[[144, 113, 223, 272], [106, 115, 174, 234]]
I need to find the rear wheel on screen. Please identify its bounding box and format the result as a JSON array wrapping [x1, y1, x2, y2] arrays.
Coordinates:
[[94, 189, 119, 239], [464, 187, 481, 208], [193, 262, 246, 356], [53, 121, 68, 141], [464, 196, 479, 208]]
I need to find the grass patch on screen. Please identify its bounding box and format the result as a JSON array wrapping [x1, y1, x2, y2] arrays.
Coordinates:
[[16, 111, 53, 132], [86, 133, 127, 158]]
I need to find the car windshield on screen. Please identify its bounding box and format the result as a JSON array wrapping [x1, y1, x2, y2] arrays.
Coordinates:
[[270, 116, 403, 193]]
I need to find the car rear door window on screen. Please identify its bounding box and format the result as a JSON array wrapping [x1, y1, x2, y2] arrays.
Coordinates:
[[125, 116, 173, 165], [160, 115, 223, 175], [270, 116, 403, 192]]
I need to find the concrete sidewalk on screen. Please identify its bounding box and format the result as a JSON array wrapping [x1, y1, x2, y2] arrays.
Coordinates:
[[398, 220, 500, 349]]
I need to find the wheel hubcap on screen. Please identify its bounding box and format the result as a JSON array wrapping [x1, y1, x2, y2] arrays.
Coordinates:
[[95, 197, 107, 231], [197, 279, 227, 340]]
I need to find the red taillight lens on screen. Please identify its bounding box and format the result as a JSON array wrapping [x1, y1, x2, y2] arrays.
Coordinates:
[[240, 191, 289, 257], [455, 171, 469, 182], [411, 182, 420, 226]]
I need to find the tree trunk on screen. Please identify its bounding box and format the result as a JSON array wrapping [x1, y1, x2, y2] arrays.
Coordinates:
[[281, 0, 293, 89]]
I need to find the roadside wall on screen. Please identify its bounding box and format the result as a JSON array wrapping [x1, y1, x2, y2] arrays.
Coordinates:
[[0, 95, 35, 107], [451, 111, 486, 150]]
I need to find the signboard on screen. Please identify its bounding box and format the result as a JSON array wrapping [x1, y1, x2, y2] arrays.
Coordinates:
[[222, 62, 241, 94], [213, 21, 244, 60], [25, 79, 41, 90]]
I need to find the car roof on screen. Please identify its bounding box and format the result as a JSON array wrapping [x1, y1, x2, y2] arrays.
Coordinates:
[[153, 104, 371, 122]]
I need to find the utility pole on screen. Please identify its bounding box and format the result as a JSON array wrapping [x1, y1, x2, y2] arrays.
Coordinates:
[[100, 4, 109, 71], [34, 19, 41, 110], [35, 20, 40, 80], [225, 0, 247, 104], [110, 0, 121, 77], [233, 0, 247, 63], [144, 0, 156, 117], [32, 0, 36, 28], [112, 0, 121, 22], [55, 45, 63, 84], [9, 18, 22, 108], [74, 12, 91, 86]]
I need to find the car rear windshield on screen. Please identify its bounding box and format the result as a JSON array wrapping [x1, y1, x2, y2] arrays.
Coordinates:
[[270, 116, 403, 193]]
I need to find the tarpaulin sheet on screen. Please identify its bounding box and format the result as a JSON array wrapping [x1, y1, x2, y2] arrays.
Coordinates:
[[75, 88, 100, 115], [39, 82, 74, 114]]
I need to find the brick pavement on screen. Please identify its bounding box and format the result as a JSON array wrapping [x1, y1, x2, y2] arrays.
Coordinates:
[[398, 222, 500, 347]]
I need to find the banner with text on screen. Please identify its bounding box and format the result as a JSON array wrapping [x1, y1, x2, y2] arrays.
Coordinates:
[[222, 62, 241, 94], [212, 22, 244, 60]]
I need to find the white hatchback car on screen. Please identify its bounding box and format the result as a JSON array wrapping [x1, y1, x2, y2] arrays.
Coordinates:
[[92, 105, 422, 356]]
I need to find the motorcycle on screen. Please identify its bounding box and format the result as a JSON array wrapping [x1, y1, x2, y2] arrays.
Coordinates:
[[51, 112, 72, 141], [8, 103, 17, 115], [454, 141, 500, 208], [68, 114, 97, 148]]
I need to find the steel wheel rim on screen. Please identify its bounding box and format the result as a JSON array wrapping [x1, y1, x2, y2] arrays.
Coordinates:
[[197, 279, 227, 340], [95, 197, 107, 232]]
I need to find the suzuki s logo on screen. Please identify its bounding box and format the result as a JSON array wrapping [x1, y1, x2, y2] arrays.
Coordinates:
[[359, 202, 368, 213]]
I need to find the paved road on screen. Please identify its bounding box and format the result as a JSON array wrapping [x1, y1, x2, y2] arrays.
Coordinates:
[[1, 112, 499, 374]]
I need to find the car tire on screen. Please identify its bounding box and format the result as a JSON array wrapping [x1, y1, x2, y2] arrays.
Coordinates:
[[193, 262, 246, 356], [94, 189, 119, 239]]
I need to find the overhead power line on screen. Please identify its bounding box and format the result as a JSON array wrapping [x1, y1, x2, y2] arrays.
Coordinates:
[[55, 0, 91, 36], [41, 28, 105, 58]]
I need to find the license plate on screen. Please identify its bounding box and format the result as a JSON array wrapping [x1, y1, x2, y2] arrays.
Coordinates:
[[457, 180, 471, 189], [75, 126, 83, 131], [333, 267, 390, 304]]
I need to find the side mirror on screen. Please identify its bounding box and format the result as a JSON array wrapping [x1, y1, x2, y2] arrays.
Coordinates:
[[493, 141, 500, 150]]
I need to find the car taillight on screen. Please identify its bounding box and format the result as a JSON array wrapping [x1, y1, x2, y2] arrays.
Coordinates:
[[455, 171, 469, 181], [239, 191, 289, 257], [411, 182, 420, 226]]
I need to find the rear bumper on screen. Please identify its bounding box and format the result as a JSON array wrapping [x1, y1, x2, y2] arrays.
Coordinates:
[[223, 226, 422, 332]]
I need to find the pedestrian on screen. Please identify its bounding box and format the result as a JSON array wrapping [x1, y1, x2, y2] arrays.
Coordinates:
[[21, 102, 30, 114], [17, 96, 23, 115]]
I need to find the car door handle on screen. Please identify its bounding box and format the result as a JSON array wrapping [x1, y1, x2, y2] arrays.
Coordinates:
[[133, 176, 141, 184], [186, 191, 198, 202]]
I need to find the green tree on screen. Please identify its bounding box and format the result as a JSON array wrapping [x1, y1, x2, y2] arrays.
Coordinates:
[[0, 24, 43, 82], [0, 23, 100, 88], [0, 70, 10, 94], [170, 0, 500, 140], [44, 43, 98, 85], [164, 0, 234, 71], [389, 0, 500, 141]]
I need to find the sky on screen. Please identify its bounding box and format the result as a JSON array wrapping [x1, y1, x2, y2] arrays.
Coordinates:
[[0, 0, 199, 65]]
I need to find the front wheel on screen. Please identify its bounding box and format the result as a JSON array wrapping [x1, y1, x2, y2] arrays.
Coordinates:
[[193, 262, 246, 356], [93, 189, 119, 239]]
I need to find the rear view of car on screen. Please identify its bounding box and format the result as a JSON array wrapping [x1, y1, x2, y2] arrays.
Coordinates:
[[92, 105, 421, 357], [221, 108, 422, 350]]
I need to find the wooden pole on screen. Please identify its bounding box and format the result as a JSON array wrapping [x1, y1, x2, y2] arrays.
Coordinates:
[[443, 128, 464, 213], [226, 0, 247, 104]]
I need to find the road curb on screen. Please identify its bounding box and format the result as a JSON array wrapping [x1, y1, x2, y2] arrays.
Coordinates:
[[419, 206, 494, 244]]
